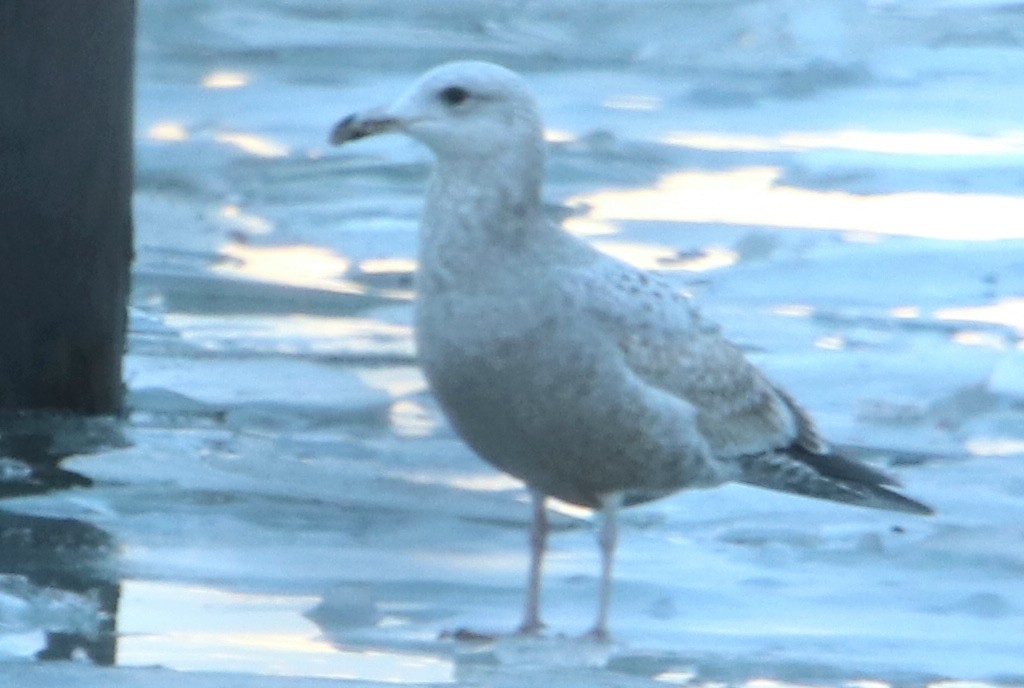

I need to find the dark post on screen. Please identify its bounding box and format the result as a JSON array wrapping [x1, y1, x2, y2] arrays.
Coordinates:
[[0, 1, 135, 414]]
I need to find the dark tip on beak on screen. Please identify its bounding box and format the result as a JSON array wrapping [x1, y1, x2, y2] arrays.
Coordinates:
[[329, 112, 401, 146]]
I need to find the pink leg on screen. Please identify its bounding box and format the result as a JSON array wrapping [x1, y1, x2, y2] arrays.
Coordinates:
[[517, 489, 548, 635], [587, 493, 622, 640]]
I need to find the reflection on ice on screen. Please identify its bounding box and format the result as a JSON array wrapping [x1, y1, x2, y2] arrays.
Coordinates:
[[388, 399, 438, 438], [964, 438, 1024, 457], [354, 367, 426, 400], [201, 71, 250, 89], [355, 257, 417, 278], [652, 668, 698, 684], [744, 679, 823, 688], [663, 129, 1024, 157], [772, 304, 815, 318], [117, 580, 454, 683], [935, 298, 1024, 335], [843, 681, 892, 688], [889, 306, 921, 319], [164, 313, 413, 358], [603, 94, 662, 111], [544, 128, 576, 144], [214, 244, 357, 294], [351, 257, 417, 295], [213, 131, 290, 158], [568, 167, 1024, 240], [146, 121, 189, 142], [813, 334, 846, 351], [397, 469, 522, 495], [217, 204, 274, 235], [951, 331, 1008, 350]]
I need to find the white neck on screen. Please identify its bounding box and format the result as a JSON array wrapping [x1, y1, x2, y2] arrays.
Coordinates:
[[417, 141, 549, 290]]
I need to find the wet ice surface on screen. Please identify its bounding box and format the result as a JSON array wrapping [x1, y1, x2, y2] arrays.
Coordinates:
[[3, 0, 1024, 685]]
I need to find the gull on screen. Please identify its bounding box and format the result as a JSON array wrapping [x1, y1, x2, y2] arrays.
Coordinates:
[[329, 61, 932, 640]]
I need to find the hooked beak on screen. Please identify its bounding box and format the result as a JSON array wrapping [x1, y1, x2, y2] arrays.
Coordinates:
[[329, 109, 404, 146]]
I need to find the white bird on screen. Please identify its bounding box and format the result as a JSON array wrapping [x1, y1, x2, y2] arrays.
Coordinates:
[[329, 61, 932, 640]]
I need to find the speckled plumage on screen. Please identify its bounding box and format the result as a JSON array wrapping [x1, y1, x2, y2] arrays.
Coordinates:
[[330, 61, 931, 638]]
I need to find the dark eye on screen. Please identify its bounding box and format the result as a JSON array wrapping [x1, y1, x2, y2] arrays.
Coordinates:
[[439, 85, 470, 106]]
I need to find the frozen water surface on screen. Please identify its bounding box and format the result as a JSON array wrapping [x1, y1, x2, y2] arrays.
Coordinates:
[[3, 0, 1024, 685]]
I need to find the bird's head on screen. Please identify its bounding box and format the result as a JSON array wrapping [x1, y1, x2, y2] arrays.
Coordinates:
[[330, 61, 544, 162]]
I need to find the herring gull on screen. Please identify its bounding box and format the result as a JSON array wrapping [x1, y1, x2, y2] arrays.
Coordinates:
[[329, 61, 932, 640]]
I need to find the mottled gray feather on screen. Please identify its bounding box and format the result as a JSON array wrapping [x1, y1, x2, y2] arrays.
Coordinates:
[[577, 257, 930, 514]]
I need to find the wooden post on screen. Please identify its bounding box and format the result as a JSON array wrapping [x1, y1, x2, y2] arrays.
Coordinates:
[[0, 1, 135, 414]]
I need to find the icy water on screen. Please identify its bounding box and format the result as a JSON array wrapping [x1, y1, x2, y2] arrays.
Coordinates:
[[3, 0, 1024, 686]]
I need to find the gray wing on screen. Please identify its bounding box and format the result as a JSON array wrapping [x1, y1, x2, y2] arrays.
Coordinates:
[[574, 257, 932, 516], [573, 257, 812, 460]]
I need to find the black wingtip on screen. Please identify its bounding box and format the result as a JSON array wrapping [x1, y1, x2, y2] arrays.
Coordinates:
[[873, 484, 934, 516], [737, 446, 934, 516], [801, 448, 934, 515]]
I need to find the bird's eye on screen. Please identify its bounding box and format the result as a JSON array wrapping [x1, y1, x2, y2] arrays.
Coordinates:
[[439, 85, 470, 106]]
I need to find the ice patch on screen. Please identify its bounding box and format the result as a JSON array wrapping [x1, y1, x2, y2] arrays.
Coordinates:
[[989, 350, 1024, 401], [0, 575, 105, 643]]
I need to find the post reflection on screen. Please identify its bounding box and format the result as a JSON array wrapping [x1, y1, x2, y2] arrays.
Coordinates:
[[0, 413, 124, 665]]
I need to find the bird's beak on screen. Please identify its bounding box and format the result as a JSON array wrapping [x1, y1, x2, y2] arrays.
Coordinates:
[[329, 108, 404, 146]]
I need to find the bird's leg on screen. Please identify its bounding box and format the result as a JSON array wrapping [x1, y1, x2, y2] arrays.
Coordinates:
[[586, 492, 623, 641], [516, 489, 548, 635], [442, 491, 548, 642]]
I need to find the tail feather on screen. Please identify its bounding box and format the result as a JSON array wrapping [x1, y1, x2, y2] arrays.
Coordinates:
[[736, 445, 933, 516]]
